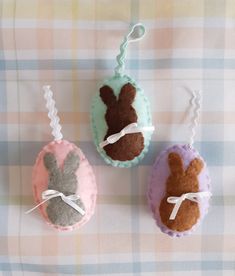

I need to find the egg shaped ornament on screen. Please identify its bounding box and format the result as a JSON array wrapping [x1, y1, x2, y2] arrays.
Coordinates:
[[91, 23, 155, 168], [26, 86, 97, 231], [147, 90, 212, 237]]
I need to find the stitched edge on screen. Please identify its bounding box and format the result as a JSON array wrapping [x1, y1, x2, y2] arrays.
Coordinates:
[[147, 144, 211, 237], [91, 74, 153, 168], [32, 140, 97, 231]]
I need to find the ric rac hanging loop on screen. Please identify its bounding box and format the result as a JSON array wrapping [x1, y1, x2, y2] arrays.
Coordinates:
[[189, 90, 202, 149], [27, 85, 97, 231], [43, 85, 63, 141], [114, 23, 145, 77], [91, 23, 153, 167], [148, 88, 211, 238]]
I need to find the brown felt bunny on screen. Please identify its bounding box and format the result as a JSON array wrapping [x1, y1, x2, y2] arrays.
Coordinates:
[[99, 82, 144, 161], [159, 152, 204, 232]]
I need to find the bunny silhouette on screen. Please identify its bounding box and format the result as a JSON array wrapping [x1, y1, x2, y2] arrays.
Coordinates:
[[43, 151, 85, 226], [100, 82, 144, 161], [159, 152, 204, 232]]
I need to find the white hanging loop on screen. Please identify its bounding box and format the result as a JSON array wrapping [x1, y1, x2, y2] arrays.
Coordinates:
[[114, 23, 145, 77], [43, 85, 63, 141], [189, 90, 202, 148]]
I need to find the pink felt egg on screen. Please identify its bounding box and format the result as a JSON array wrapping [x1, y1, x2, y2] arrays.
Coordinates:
[[32, 140, 97, 231]]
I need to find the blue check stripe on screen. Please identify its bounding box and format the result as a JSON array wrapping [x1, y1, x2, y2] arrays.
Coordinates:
[[1, 59, 235, 70], [0, 141, 233, 166], [0, 261, 234, 274]]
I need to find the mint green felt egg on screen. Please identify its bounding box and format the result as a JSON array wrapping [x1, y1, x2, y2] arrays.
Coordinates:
[[91, 74, 153, 167], [91, 24, 154, 167]]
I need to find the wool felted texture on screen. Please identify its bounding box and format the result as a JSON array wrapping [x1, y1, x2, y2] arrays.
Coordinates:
[[43, 151, 85, 226], [32, 140, 97, 231], [159, 152, 203, 232], [147, 144, 211, 237], [99, 82, 144, 161], [91, 74, 153, 167]]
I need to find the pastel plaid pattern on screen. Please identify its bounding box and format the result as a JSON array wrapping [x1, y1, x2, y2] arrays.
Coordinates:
[[0, 0, 234, 275]]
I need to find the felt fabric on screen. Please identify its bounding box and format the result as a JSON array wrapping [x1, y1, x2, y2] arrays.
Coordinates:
[[147, 144, 211, 237], [99, 83, 144, 161], [32, 140, 97, 231], [1, 1, 233, 272], [43, 151, 85, 227], [46, 197, 85, 227], [91, 74, 153, 167], [159, 152, 203, 232]]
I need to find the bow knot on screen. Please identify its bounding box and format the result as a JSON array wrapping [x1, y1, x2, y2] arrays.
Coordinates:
[[120, 129, 126, 137], [25, 189, 85, 216], [167, 191, 211, 220], [100, 123, 155, 148]]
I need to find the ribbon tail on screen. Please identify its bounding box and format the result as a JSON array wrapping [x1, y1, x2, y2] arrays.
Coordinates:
[[99, 141, 108, 148], [25, 198, 50, 214], [63, 198, 85, 216], [169, 200, 183, 220], [140, 126, 155, 132]]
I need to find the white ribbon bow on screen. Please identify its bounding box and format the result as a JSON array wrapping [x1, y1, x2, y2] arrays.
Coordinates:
[[99, 123, 155, 148], [25, 189, 86, 216], [167, 191, 212, 220]]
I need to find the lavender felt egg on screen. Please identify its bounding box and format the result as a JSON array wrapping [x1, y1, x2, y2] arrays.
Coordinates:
[[147, 144, 211, 237]]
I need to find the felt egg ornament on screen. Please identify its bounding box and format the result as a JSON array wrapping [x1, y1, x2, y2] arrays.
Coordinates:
[[147, 91, 212, 237], [26, 86, 97, 231], [91, 23, 154, 167]]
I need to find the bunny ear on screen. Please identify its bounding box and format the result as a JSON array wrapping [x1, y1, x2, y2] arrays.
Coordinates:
[[100, 85, 117, 107], [168, 152, 184, 175], [186, 158, 204, 176], [43, 152, 59, 174], [118, 83, 136, 105], [63, 151, 80, 174]]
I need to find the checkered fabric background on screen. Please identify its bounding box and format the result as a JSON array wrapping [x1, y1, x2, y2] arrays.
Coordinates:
[[0, 0, 234, 275]]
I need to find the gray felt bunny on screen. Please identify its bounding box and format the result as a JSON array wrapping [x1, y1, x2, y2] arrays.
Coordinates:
[[43, 151, 85, 226]]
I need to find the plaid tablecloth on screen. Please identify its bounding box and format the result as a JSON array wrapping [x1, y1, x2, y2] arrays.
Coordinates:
[[0, 0, 234, 275]]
